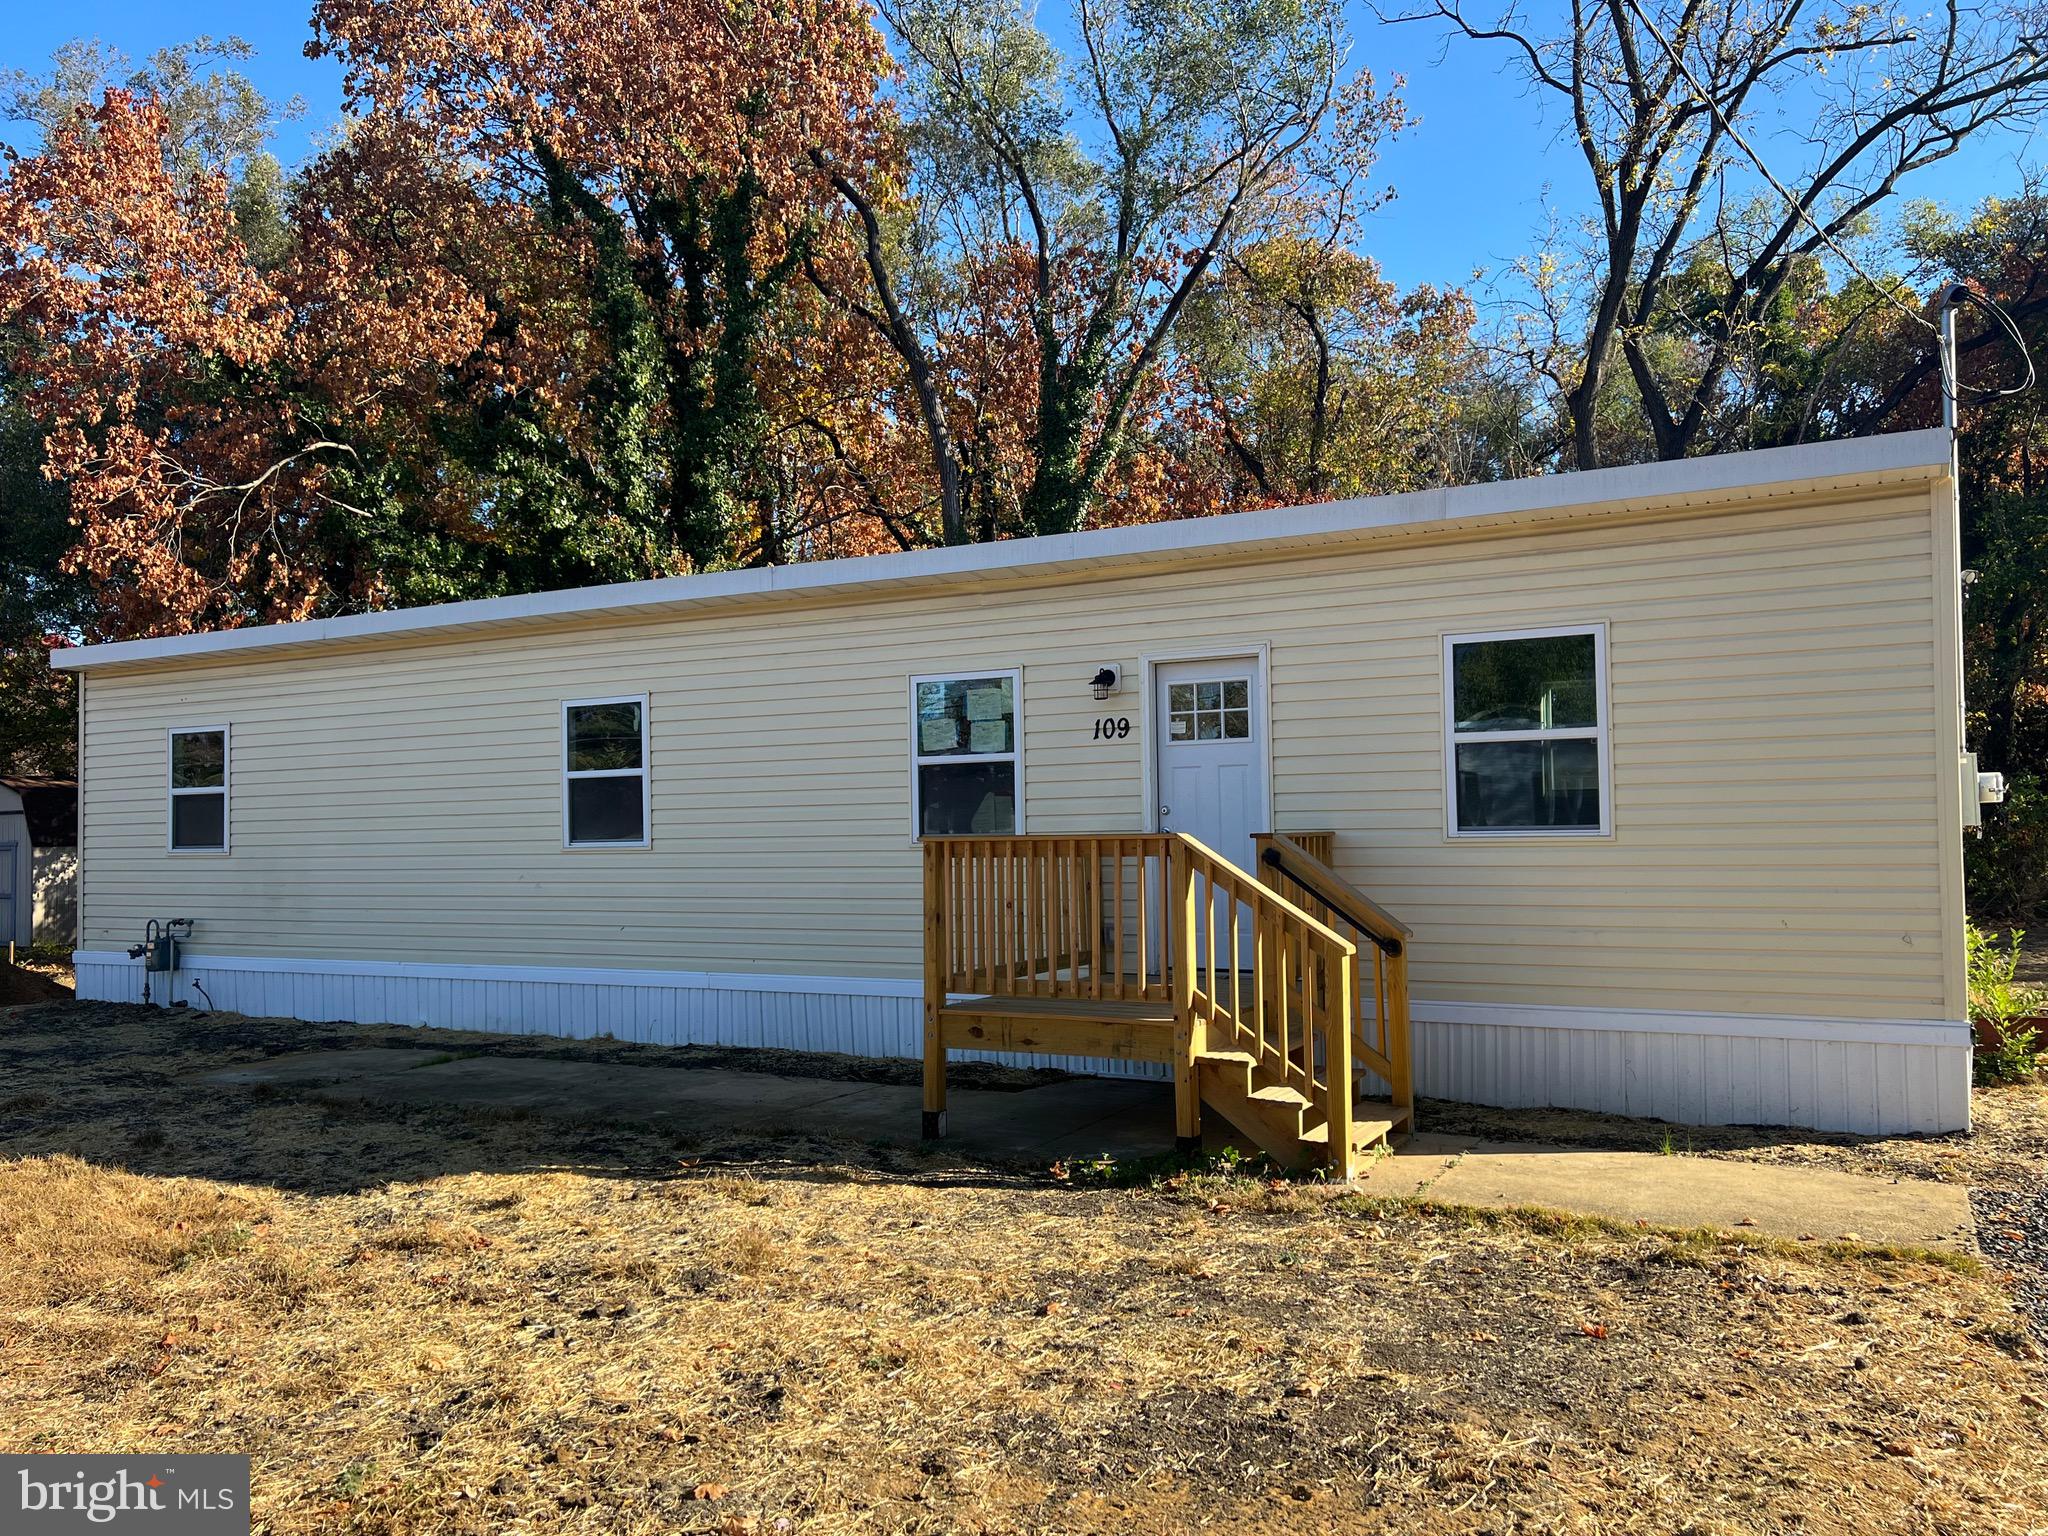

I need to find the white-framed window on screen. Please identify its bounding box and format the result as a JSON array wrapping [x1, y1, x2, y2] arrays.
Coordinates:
[[562, 695, 649, 848], [910, 669, 1022, 836], [1443, 624, 1610, 837], [167, 725, 229, 853]]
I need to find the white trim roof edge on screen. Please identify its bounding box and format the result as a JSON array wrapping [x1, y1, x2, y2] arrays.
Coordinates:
[[52, 428, 1952, 673]]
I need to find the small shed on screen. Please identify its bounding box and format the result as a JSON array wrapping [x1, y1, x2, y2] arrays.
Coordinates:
[[0, 777, 78, 948]]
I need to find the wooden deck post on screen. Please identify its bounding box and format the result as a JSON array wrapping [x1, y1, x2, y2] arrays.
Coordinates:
[[922, 841, 947, 1139], [1170, 841, 1203, 1153], [1326, 952, 1357, 1179], [1386, 943, 1414, 1120]]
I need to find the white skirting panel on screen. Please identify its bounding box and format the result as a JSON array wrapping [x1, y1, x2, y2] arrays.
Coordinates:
[[1411, 1001, 1973, 1135], [71, 952, 1967, 1130], [69, 951, 1169, 1081]]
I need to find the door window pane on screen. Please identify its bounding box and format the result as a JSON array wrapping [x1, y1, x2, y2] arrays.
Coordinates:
[[1454, 739, 1601, 831], [1167, 676, 1252, 745], [1452, 633, 1598, 732], [917, 762, 1017, 834]]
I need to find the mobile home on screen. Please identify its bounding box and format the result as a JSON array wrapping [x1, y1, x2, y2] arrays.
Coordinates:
[[53, 430, 1978, 1157]]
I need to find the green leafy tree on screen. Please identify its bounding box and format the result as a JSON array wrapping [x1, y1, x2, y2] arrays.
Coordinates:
[[817, 0, 1407, 540]]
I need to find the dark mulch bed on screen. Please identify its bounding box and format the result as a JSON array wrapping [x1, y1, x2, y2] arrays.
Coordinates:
[[0, 962, 69, 1007], [6, 995, 1070, 1092]]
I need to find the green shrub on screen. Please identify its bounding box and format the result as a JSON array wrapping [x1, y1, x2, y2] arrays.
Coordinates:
[[1967, 922, 2045, 1086], [1965, 772, 2048, 921]]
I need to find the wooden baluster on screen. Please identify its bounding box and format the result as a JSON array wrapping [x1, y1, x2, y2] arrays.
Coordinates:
[[1245, 890, 1259, 1051], [1086, 838, 1102, 999], [1139, 844, 1156, 998], [1029, 843, 1046, 996], [1373, 943, 1388, 1070], [982, 841, 999, 997], [954, 845, 968, 993], [1079, 841, 1091, 991], [1060, 839, 1076, 988], [1043, 843, 1057, 993], [1327, 943, 1356, 1177], [1226, 891, 1240, 1021], [1283, 923, 1299, 1080], [1267, 909, 1283, 1073], [1077, 841, 1091, 991], [949, 845, 961, 990], [1172, 842, 1202, 1151], [1011, 843, 1022, 991], [1056, 847, 1073, 991], [1388, 941, 1414, 1118], [922, 840, 946, 1138], [1161, 844, 1176, 1000], [1111, 844, 1126, 1000], [1053, 840, 1069, 989], [1298, 932, 1314, 1092]]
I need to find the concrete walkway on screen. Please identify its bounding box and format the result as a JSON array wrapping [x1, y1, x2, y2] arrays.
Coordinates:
[[1358, 1133, 1976, 1250], [200, 1047, 1976, 1250]]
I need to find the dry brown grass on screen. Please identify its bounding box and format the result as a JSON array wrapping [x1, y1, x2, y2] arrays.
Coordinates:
[[3, 999, 2047, 1535], [0, 1154, 271, 1305]]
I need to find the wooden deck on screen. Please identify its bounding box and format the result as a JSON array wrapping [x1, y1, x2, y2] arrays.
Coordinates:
[[938, 994, 1177, 1061], [921, 832, 1415, 1177]]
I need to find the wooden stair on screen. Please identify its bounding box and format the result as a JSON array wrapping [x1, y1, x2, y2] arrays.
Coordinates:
[[1195, 1047, 1412, 1169], [920, 832, 1414, 1176]]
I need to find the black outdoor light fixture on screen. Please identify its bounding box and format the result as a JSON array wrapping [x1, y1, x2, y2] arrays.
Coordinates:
[[1090, 665, 1121, 700]]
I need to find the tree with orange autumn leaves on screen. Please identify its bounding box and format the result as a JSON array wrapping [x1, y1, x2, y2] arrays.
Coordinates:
[[2, 0, 1486, 653]]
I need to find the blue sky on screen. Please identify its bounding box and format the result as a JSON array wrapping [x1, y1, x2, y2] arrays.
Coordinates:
[[4, 0, 2036, 291]]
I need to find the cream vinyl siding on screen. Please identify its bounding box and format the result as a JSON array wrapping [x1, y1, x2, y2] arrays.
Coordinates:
[[78, 485, 1955, 1022]]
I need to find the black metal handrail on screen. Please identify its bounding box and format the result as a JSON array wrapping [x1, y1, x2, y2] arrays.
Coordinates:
[[1259, 846, 1403, 957]]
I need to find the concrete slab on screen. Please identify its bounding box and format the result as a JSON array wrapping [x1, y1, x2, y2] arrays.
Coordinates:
[[205, 1047, 441, 1085], [196, 1050, 1181, 1165], [1429, 1142, 1976, 1250]]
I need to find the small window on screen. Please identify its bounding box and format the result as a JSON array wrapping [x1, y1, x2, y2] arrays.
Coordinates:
[[911, 671, 1020, 835], [168, 726, 229, 852], [563, 696, 648, 847], [1444, 626, 1609, 836]]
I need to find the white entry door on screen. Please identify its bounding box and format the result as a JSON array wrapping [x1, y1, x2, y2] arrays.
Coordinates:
[[1155, 658, 1268, 972], [1154, 658, 1268, 873]]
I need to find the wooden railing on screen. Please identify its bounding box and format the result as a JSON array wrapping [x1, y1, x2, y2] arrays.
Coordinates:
[[921, 831, 1410, 1173], [922, 835, 1176, 1004], [1172, 835, 1359, 1165], [1278, 829, 1336, 864], [1252, 833, 1414, 1116]]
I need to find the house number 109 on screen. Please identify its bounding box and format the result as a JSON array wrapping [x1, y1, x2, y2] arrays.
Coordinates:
[[1092, 717, 1132, 740]]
